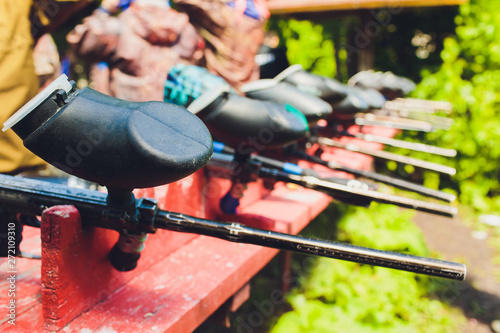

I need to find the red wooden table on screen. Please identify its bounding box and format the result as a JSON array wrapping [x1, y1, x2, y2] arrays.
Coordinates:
[[0, 125, 397, 332]]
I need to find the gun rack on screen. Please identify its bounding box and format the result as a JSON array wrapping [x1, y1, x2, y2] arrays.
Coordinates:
[[0, 125, 397, 332]]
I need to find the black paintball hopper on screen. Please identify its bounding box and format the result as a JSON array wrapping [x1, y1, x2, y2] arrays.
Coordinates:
[[3, 75, 213, 190], [348, 86, 387, 110], [348, 70, 416, 99], [379, 72, 416, 96], [187, 86, 308, 152], [328, 88, 371, 120], [274, 64, 348, 106], [240, 79, 333, 124], [327, 86, 385, 121], [348, 71, 384, 91]]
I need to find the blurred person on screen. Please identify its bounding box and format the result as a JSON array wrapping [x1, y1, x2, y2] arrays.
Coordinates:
[[88, 61, 112, 96], [172, 0, 270, 90], [0, 0, 90, 175], [33, 34, 62, 89], [67, 0, 205, 102]]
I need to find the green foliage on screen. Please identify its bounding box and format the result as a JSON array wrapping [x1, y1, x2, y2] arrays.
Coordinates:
[[335, 203, 428, 255], [270, 204, 464, 333], [409, 0, 500, 213], [269, 7, 457, 82], [267, 18, 339, 77], [371, 7, 458, 82]]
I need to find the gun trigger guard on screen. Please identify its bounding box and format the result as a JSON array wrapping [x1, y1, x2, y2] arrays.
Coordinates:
[[101, 197, 158, 234], [137, 197, 159, 234]]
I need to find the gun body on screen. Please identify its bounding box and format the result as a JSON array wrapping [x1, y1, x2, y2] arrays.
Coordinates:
[[207, 152, 457, 217]]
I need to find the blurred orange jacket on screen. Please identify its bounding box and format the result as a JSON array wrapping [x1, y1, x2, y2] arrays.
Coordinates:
[[0, 0, 85, 174]]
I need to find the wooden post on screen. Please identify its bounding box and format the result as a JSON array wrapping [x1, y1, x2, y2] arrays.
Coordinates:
[[358, 10, 375, 72]]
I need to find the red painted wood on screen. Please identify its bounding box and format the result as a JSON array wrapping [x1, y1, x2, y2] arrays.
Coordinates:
[[37, 214, 199, 330], [230, 283, 251, 312], [40, 205, 123, 330], [0, 302, 44, 332], [0, 227, 43, 329], [61, 237, 280, 333], [40, 171, 211, 330]]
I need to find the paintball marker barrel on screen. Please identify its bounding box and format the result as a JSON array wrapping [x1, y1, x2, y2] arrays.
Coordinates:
[[288, 149, 456, 202], [347, 132, 457, 157], [255, 166, 457, 217], [355, 113, 434, 132], [385, 98, 453, 114], [373, 109, 454, 130], [155, 211, 465, 280], [316, 137, 457, 176]]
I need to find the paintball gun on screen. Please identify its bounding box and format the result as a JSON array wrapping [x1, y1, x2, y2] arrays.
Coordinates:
[[163, 65, 457, 213], [0, 74, 466, 281], [273, 65, 454, 132], [242, 66, 457, 159], [209, 142, 457, 217], [284, 147, 455, 202], [0, 173, 465, 280]]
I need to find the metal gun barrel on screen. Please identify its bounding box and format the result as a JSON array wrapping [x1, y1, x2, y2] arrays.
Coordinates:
[[155, 211, 466, 280], [256, 167, 457, 217], [317, 137, 456, 176], [207, 153, 457, 216], [355, 113, 434, 132], [373, 109, 454, 130], [351, 132, 457, 157], [0, 174, 108, 217], [386, 98, 453, 114], [289, 149, 455, 202]]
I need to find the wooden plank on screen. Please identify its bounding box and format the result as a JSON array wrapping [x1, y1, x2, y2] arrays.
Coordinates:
[[267, 0, 468, 15], [37, 206, 199, 331], [0, 227, 42, 329], [36, 171, 210, 330], [0, 303, 44, 332], [251, 185, 331, 234], [60, 237, 280, 333]]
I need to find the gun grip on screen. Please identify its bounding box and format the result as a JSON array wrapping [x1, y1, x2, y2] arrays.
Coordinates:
[[108, 233, 148, 272], [219, 190, 241, 215], [219, 181, 248, 214]]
